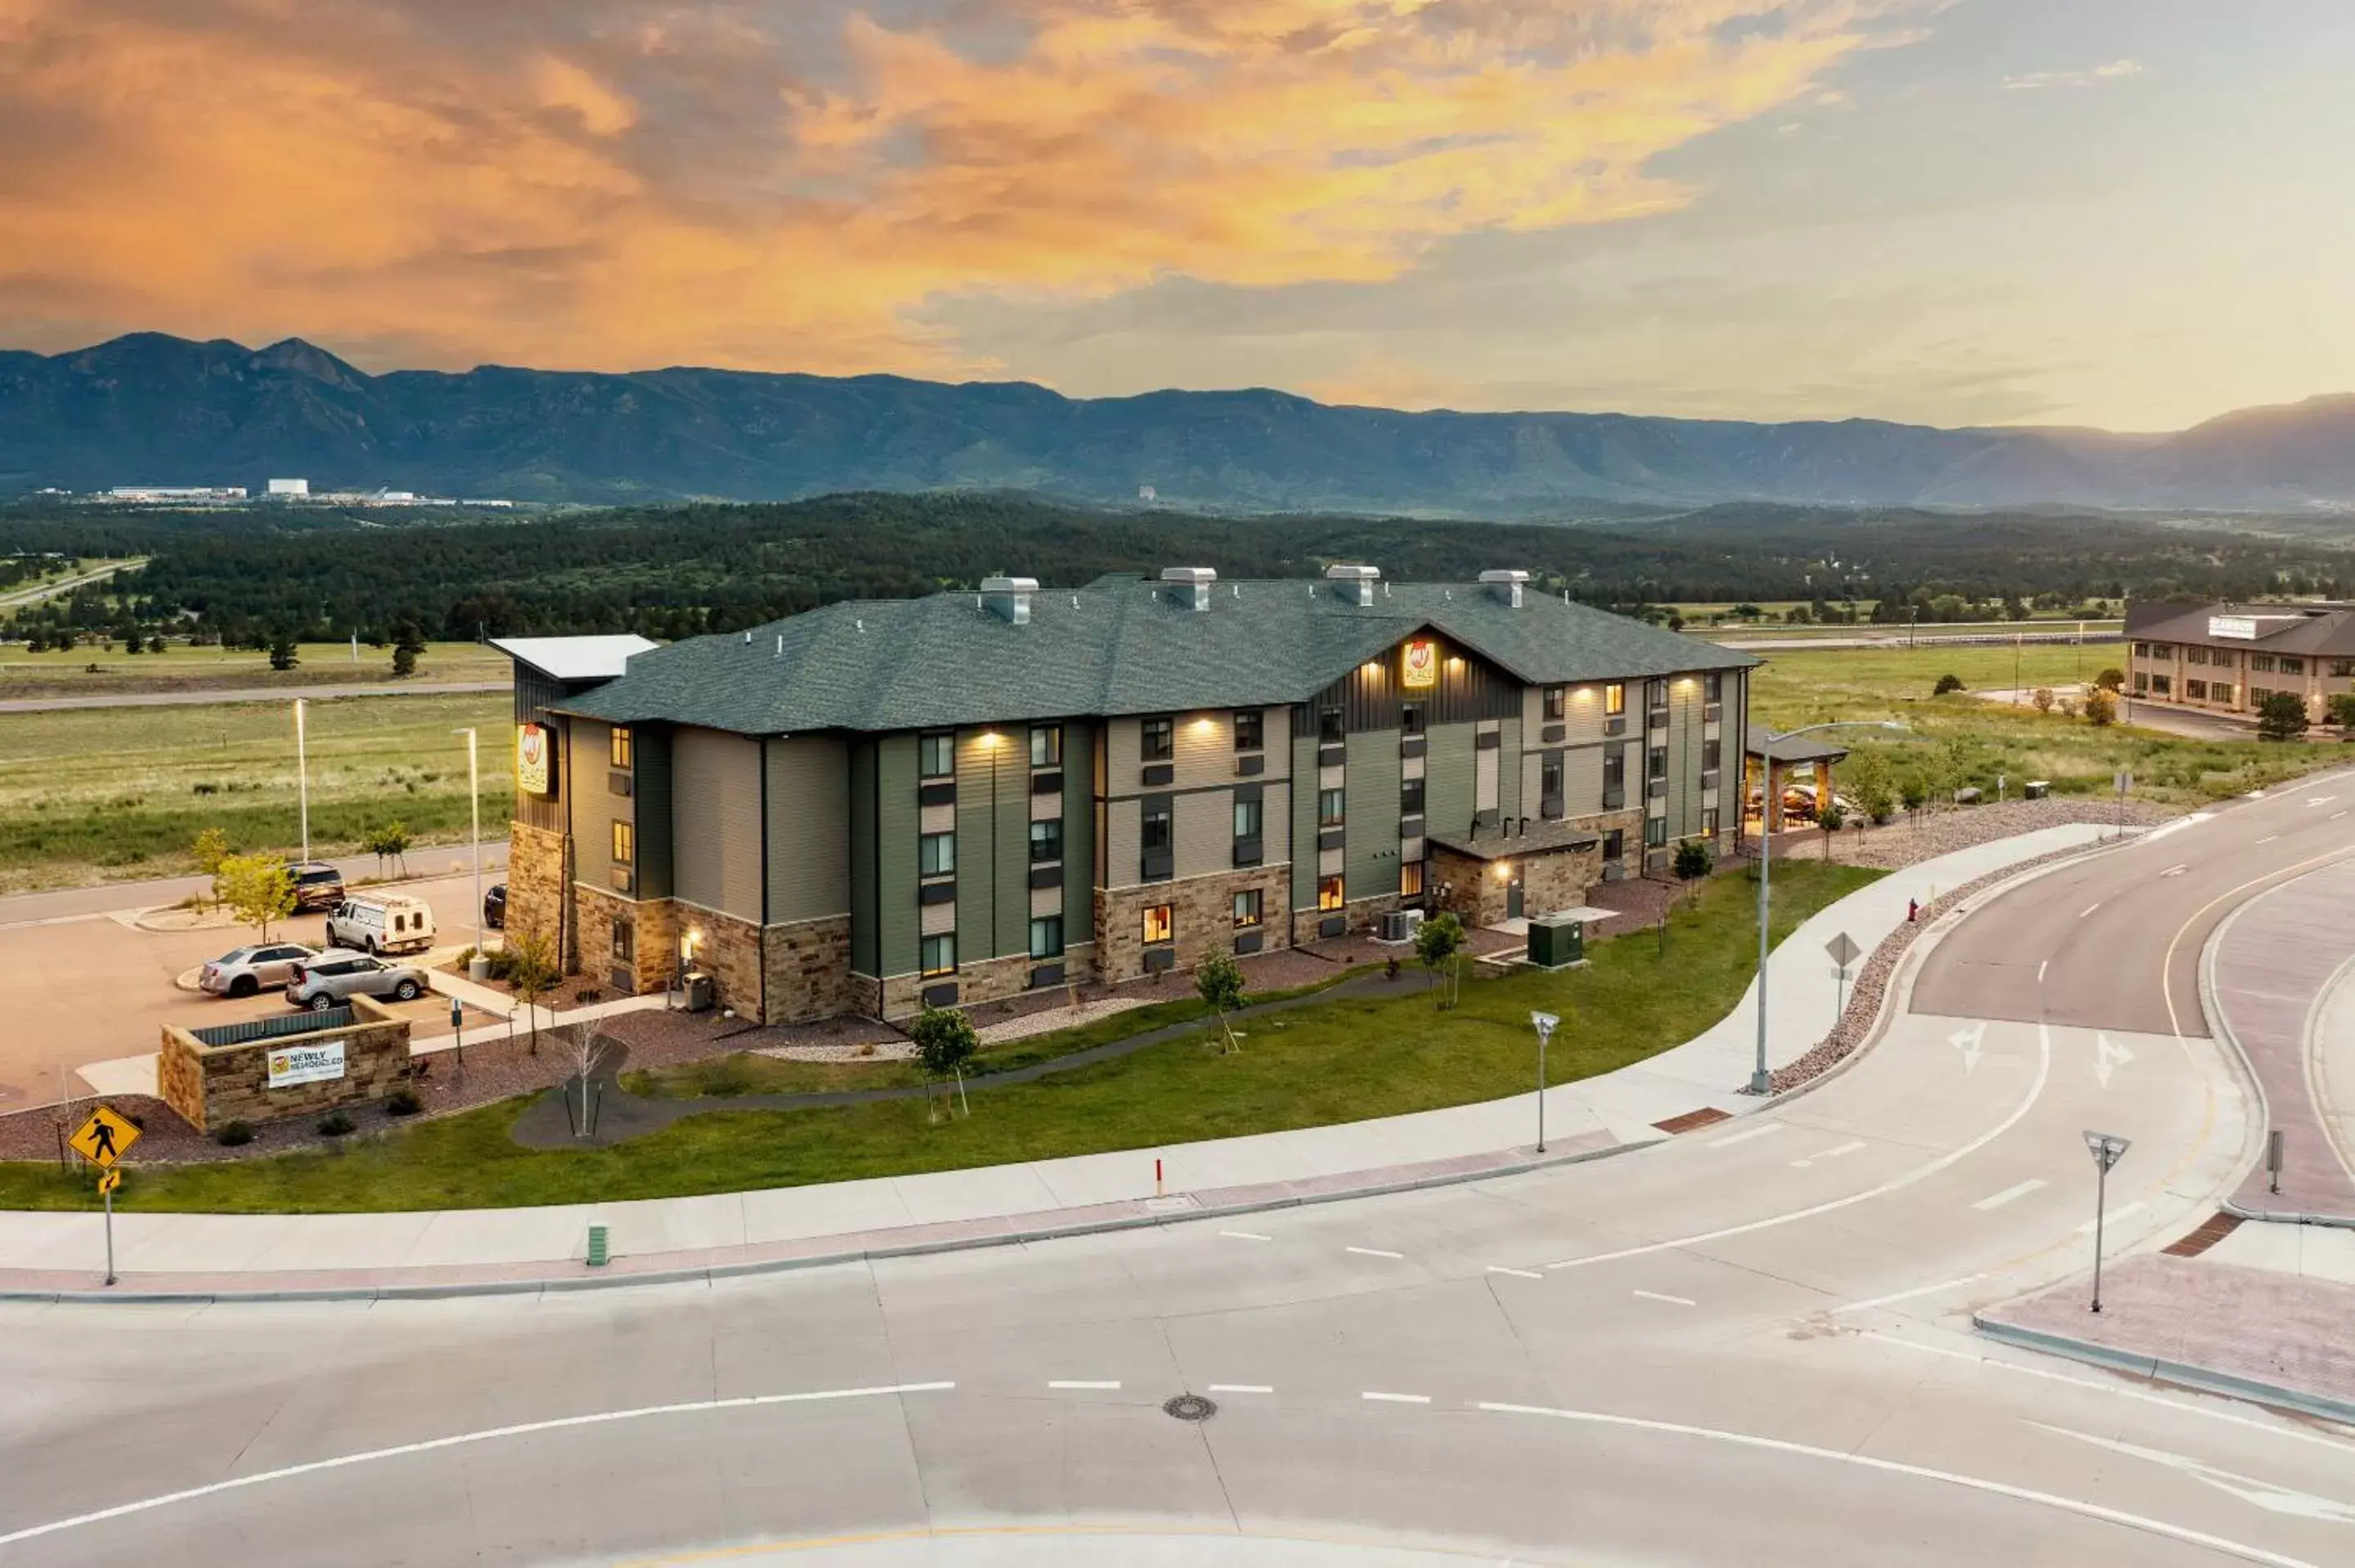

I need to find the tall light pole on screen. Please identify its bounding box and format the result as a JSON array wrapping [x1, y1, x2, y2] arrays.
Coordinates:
[[455, 726, 482, 949], [1750, 719, 1909, 1095], [1530, 1010, 1559, 1153], [294, 697, 311, 864], [2083, 1130, 2131, 1312]]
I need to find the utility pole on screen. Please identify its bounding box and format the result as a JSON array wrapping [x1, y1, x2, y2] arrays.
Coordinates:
[[455, 727, 482, 948], [294, 697, 311, 863]]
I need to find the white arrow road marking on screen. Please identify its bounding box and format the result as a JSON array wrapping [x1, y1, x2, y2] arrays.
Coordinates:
[[1792, 1140, 1867, 1168], [2335, 812, 2348, 822], [2095, 1031, 2135, 1088], [1476, 1404, 2323, 1567], [2257, 835, 2280, 844], [1973, 1178, 2047, 1211], [1951, 1022, 1987, 1073], [2308, 796, 2336, 808], [2160, 863, 2188, 877], [2033, 1422, 2355, 1525]]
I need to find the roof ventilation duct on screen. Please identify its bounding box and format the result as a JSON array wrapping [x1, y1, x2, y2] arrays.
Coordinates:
[[1324, 562, 1381, 607], [1160, 565, 1218, 611], [981, 575, 1038, 625], [1479, 569, 1530, 608]]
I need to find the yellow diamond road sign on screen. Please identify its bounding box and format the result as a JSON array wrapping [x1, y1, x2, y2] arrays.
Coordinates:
[[69, 1104, 140, 1169]]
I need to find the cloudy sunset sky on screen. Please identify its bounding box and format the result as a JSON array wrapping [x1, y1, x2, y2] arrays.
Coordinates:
[[2, 0, 2346, 430]]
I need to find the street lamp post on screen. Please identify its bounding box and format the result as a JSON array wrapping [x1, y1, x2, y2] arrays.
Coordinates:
[[455, 727, 482, 949], [294, 697, 311, 864], [1750, 719, 1909, 1095], [2083, 1130, 2131, 1312], [1530, 1010, 1559, 1153]]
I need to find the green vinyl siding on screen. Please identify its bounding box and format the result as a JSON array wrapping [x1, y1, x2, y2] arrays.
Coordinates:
[[633, 727, 673, 900], [1343, 732, 1400, 900], [1666, 674, 1703, 837], [1291, 732, 1320, 912], [765, 736, 850, 923], [995, 742, 1029, 964], [1423, 722, 1477, 844], [956, 730, 1029, 961], [850, 741, 878, 974], [874, 734, 920, 978], [1061, 720, 1095, 939], [1496, 716, 1523, 822]]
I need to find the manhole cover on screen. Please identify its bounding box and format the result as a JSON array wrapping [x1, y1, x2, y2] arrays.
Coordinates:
[[1162, 1393, 1218, 1422]]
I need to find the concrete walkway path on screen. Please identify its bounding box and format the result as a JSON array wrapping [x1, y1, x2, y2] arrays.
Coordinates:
[[0, 824, 2115, 1297], [2206, 857, 2355, 1225]]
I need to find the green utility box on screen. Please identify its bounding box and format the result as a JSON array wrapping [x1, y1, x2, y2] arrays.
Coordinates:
[[1527, 912, 1586, 970]]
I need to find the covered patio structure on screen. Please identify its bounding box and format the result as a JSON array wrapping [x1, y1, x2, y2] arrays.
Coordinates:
[[1745, 725, 1850, 834]]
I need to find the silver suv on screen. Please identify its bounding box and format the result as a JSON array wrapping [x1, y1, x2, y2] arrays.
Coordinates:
[[285, 949, 428, 1011], [200, 942, 317, 998]]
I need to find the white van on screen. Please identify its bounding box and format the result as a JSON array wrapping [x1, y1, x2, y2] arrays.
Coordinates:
[[325, 893, 438, 956]]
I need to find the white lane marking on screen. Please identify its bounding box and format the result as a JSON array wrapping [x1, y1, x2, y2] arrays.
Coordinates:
[[1487, 1266, 1544, 1280], [1361, 1391, 1432, 1404], [1219, 1230, 1272, 1243], [2308, 796, 2336, 807], [1047, 1380, 1122, 1391], [2335, 812, 2348, 822], [1829, 1273, 1987, 1315], [1973, 1178, 2047, 1211], [1207, 1384, 1273, 1395], [1790, 1139, 1867, 1168], [2094, 1032, 2134, 1089], [2162, 841, 2355, 1042], [1475, 1402, 2321, 1568], [2034, 1422, 2355, 1524], [0, 1382, 957, 1551], [1862, 1332, 2355, 1458], [2159, 864, 2187, 878], [1547, 1022, 2053, 1272], [1708, 1122, 1783, 1148], [2037, 961, 2048, 984], [2255, 835, 2280, 844], [1346, 1246, 1405, 1260], [2075, 1201, 2145, 1234], [1632, 1289, 1697, 1307], [2079, 903, 2102, 919]]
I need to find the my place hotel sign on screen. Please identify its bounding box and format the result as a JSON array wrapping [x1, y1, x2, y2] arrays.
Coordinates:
[[1402, 638, 1439, 689], [516, 722, 556, 796]]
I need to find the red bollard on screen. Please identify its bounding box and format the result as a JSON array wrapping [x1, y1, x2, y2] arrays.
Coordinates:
[[1907, 898, 1918, 923], [1155, 1158, 1164, 1197]]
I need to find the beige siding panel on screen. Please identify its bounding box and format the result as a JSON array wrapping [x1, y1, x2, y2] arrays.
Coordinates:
[[1402, 753, 1425, 782], [672, 727, 762, 921], [1319, 764, 1345, 791], [765, 737, 850, 923], [1169, 712, 1238, 792], [1498, 716, 1523, 818], [921, 898, 957, 937], [1030, 885, 1061, 920], [1522, 752, 1543, 815], [1566, 745, 1604, 815], [1030, 790, 1062, 822], [1105, 797, 1142, 890], [920, 803, 955, 836], [571, 718, 626, 893], [1319, 846, 1345, 877], [1475, 747, 1500, 812], [1558, 683, 1619, 745], [1263, 780, 1293, 867], [1174, 789, 1233, 880], [1105, 717, 1140, 782]]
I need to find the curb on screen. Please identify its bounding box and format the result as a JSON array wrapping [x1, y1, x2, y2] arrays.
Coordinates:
[[0, 1133, 1653, 1305], [1972, 1315, 2355, 1428]]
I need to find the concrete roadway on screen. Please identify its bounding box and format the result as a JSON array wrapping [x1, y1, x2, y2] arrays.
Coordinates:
[[0, 679, 508, 714], [0, 800, 2348, 1564]]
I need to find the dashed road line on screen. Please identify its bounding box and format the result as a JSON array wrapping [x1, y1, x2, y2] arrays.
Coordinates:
[[1487, 1266, 1545, 1280], [1708, 1122, 1783, 1148], [2159, 864, 2187, 878], [1047, 1381, 1121, 1391], [1972, 1178, 2046, 1210], [1829, 1273, 1987, 1315], [1345, 1246, 1405, 1261], [2255, 835, 2279, 844], [1218, 1230, 1273, 1243], [1207, 1384, 1272, 1395], [2078, 903, 2102, 919], [1631, 1289, 1697, 1307], [1791, 1140, 1866, 1168], [1361, 1391, 1432, 1404], [2037, 961, 2048, 984]]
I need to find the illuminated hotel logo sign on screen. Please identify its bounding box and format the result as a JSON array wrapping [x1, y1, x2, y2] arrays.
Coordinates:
[[2208, 616, 2258, 641], [1402, 638, 1438, 688], [517, 723, 554, 795]]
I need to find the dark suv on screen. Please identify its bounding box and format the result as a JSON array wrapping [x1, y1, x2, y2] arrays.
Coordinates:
[[289, 862, 346, 913]]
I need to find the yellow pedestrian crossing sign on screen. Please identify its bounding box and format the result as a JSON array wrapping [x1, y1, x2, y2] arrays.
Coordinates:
[[69, 1105, 140, 1169], [96, 1170, 122, 1196]]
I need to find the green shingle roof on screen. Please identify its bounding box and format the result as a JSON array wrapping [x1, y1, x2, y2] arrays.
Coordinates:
[[558, 576, 1757, 736]]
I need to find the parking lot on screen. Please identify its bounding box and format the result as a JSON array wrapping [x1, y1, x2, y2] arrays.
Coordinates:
[[0, 869, 504, 1112]]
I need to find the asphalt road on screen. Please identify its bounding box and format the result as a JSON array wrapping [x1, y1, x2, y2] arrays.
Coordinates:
[[0, 802, 2345, 1565], [0, 679, 508, 713]]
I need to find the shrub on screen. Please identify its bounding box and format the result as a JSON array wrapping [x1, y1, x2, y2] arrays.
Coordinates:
[[1899, 777, 1927, 813], [385, 1089, 423, 1117], [2030, 687, 2056, 714], [2255, 689, 2308, 741], [214, 1119, 255, 1147], [317, 1110, 357, 1137], [1931, 673, 1965, 697], [2084, 688, 2118, 728], [2094, 667, 2126, 692], [2329, 693, 2355, 732], [1672, 838, 1713, 883]]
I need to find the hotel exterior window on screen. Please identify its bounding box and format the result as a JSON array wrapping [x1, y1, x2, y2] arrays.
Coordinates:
[[1029, 819, 1061, 863], [1029, 725, 1061, 768], [1401, 777, 1426, 813], [1029, 916, 1064, 960], [1646, 679, 1668, 715], [1318, 788, 1346, 827], [609, 726, 633, 768], [2152, 674, 2171, 695], [2214, 684, 2234, 705], [1234, 709, 1264, 751], [919, 831, 955, 876], [1705, 672, 1723, 702], [1603, 748, 1626, 790], [1232, 889, 1263, 929], [1401, 702, 1424, 737], [1543, 687, 1564, 721], [2252, 654, 2276, 673], [1702, 739, 1721, 772], [611, 918, 634, 964], [1645, 818, 1667, 848], [2281, 656, 2305, 675], [1142, 904, 1174, 945], [1319, 706, 1344, 744], [1141, 716, 1174, 761], [1233, 795, 1263, 840], [2186, 679, 2207, 701], [921, 934, 956, 976], [610, 820, 635, 866], [1142, 805, 1173, 853], [1604, 827, 1624, 861], [1540, 755, 1563, 811], [1399, 860, 1424, 898], [1648, 746, 1667, 779], [1702, 808, 1720, 836], [919, 732, 955, 777], [2185, 647, 2207, 665], [1317, 875, 1346, 911], [1604, 683, 1626, 716]]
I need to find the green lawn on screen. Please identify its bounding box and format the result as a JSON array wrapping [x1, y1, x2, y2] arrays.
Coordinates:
[[1752, 643, 2338, 808], [0, 861, 1877, 1213], [0, 692, 514, 892]]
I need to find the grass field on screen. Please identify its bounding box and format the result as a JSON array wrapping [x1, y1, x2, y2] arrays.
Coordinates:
[[0, 861, 1876, 1212], [1752, 643, 2335, 805], [0, 692, 514, 892], [0, 638, 512, 693]]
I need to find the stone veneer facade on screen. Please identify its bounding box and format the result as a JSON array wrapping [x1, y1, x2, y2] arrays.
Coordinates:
[[158, 997, 411, 1135], [1097, 865, 1293, 983], [573, 883, 682, 997], [1428, 840, 1605, 930], [506, 822, 570, 965]]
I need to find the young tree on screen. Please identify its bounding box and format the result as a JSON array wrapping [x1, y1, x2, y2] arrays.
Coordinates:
[[505, 928, 560, 1055], [2030, 687, 2056, 715], [2256, 689, 2309, 742], [1844, 749, 1897, 826], [365, 820, 414, 879], [1194, 951, 1247, 1054], [2093, 667, 2126, 692], [191, 826, 230, 911], [1817, 797, 1846, 859], [558, 1023, 613, 1139], [2327, 692, 2355, 737], [267, 634, 299, 672], [1671, 837, 1712, 903], [389, 618, 427, 679], [2083, 688, 2119, 728], [215, 853, 296, 942], [908, 1004, 980, 1119], [1931, 673, 1965, 697], [1415, 911, 1467, 1010]]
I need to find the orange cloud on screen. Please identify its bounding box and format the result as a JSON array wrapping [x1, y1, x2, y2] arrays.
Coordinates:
[[0, 2, 1930, 376]]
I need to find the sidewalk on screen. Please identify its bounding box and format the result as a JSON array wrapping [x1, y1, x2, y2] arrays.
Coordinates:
[[2205, 858, 2355, 1225], [0, 840, 511, 929], [0, 824, 2114, 1300]]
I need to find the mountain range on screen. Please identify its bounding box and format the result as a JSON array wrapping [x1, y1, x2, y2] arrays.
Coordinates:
[[4, 332, 2353, 515]]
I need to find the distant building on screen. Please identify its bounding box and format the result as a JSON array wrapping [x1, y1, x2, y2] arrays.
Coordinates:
[[1138, 485, 1158, 503], [2125, 600, 2355, 720], [104, 486, 246, 503], [266, 477, 310, 497]]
